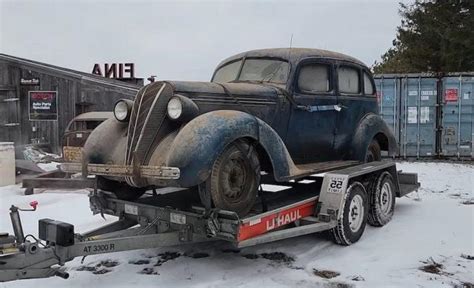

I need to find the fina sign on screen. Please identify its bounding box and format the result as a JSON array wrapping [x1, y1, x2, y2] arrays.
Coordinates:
[[92, 63, 135, 79]]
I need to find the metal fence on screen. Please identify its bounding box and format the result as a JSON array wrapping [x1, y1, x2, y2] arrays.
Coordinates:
[[375, 73, 473, 159]]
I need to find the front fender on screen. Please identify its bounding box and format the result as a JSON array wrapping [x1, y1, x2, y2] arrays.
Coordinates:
[[350, 113, 398, 161], [163, 110, 297, 187]]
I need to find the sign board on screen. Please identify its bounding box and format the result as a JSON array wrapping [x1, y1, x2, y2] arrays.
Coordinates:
[[92, 63, 135, 79], [408, 107, 417, 124], [20, 78, 40, 85], [445, 89, 458, 102], [29, 91, 58, 121]]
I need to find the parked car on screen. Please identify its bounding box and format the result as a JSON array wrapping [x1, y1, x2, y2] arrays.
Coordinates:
[[62, 48, 396, 216], [62, 112, 113, 162]]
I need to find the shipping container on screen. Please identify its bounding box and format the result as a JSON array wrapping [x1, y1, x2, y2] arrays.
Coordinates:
[[375, 73, 474, 159], [441, 75, 474, 158]]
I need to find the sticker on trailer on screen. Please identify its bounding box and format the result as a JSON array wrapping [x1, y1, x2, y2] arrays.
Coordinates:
[[421, 95, 430, 101], [464, 93, 470, 100], [408, 91, 418, 96], [327, 176, 347, 194], [124, 204, 138, 215], [420, 107, 430, 123], [408, 107, 418, 123], [170, 212, 186, 224]]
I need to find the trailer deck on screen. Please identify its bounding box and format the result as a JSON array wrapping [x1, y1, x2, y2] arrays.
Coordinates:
[[0, 161, 419, 282]]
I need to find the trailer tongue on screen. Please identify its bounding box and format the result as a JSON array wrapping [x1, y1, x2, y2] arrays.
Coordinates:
[[0, 161, 419, 282]]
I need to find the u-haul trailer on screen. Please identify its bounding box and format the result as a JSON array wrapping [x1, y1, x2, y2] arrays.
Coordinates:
[[0, 161, 419, 282]]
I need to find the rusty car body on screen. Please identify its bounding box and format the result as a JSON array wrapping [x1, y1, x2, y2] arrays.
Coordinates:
[[61, 48, 396, 216], [62, 111, 113, 162]]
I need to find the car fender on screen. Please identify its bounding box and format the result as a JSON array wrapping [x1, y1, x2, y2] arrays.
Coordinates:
[[163, 110, 298, 187], [350, 113, 398, 161]]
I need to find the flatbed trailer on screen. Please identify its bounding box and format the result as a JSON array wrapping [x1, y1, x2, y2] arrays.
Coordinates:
[[0, 161, 419, 282]]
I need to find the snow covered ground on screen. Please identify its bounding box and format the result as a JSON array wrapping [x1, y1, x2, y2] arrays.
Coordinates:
[[0, 162, 472, 288]]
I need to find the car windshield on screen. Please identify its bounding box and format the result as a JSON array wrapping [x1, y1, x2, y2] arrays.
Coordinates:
[[213, 58, 289, 84]]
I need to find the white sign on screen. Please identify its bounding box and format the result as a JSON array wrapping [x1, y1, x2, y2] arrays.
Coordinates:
[[464, 93, 470, 100], [408, 107, 418, 123], [408, 91, 418, 96], [421, 90, 436, 96], [420, 107, 430, 123]]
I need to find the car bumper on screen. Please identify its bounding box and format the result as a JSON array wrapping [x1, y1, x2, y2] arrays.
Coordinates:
[[60, 162, 180, 180]]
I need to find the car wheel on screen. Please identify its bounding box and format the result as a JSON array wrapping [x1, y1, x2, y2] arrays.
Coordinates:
[[331, 182, 368, 245], [207, 139, 260, 217], [97, 176, 146, 201], [365, 139, 381, 162], [368, 172, 396, 227]]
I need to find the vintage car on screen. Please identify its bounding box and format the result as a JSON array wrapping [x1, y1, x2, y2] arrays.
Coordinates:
[[62, 112, 113, 162], [62, 48, 396, 216]]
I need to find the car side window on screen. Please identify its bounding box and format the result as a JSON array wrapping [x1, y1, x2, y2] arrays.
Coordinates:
[[338, 66, 360, 94], [297, 63, 331, 93], [363, 72, 375, 95]]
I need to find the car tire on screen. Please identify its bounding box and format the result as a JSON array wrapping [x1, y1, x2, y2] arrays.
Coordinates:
[[207, 139, 260, 217], [331, 181, 368, 245], [368, 172, 396, 227], [97, 176, 146, 201], [365, 139, 381, 162]]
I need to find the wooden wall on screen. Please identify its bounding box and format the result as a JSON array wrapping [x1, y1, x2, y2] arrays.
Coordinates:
[[0, 58, 139, 154]]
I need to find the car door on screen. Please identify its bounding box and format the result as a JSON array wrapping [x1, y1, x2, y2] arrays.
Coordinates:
[[334, 64, 377, 158], [285, 60, 338, 163]]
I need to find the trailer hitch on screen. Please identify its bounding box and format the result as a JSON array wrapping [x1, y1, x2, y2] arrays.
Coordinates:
[[1, 201, 70, 282]]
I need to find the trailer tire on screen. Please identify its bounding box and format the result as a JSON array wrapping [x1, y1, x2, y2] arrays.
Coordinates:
[[97, 176, 146, 201], [331, 181, 368, 245], [368, 172, 396, 227], [207, 139, 260, 217]]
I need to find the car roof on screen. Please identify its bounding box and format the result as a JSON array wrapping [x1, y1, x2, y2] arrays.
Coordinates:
[[216, 48, 367, 69], [72, 112, 113, 121]]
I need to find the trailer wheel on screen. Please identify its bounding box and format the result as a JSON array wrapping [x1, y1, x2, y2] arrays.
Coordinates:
[[368, 172, 396, 227], [97, 176, 146, 201], [331, 182, 368, 245], [207, 139, 260, 217], [365, 139, 381, 162]]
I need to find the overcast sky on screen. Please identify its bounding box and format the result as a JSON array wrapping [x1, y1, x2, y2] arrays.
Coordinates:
[[1, 0, 406, 81]]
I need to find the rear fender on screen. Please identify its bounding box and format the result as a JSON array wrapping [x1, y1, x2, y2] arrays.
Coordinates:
[[350, 113, 398, 161], [163, 110, 297, 187]]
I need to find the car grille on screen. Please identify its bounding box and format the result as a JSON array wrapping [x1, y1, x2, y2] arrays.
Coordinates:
[[125, 82, 174, 186]]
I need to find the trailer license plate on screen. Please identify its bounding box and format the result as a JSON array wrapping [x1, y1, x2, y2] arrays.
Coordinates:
[[124, 204, 138, 215], [170, 212, 186, 224]]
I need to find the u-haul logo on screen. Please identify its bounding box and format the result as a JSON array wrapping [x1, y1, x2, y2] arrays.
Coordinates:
[[266, 210, 301, 230]]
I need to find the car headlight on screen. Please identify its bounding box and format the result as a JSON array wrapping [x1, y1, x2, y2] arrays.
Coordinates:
[[114, 99, 132, 122], [167, 97, 183, 120]]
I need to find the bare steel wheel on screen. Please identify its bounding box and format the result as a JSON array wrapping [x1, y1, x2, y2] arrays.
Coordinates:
[[368, 171, 396, 227], [206, 139, 260, 217], [331, 181, 368, 245], [348, 194, 365, 233]]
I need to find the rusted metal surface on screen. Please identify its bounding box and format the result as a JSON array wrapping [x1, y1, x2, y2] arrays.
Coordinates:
[[60, 163, 180, 179]]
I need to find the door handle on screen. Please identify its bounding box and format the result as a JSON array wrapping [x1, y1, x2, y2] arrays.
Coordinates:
[[296, 104, 346, 112]]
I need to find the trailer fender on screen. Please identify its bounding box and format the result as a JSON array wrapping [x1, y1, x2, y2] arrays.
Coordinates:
[[165, 110, 297, 187], [350, 113, 398, 161]]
